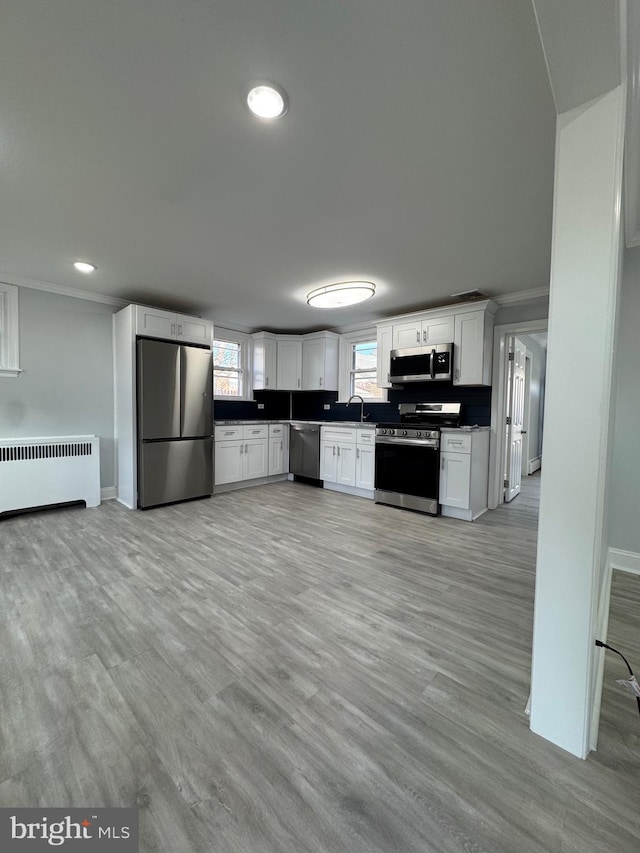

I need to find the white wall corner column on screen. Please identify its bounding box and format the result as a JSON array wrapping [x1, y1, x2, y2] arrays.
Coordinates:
[[529, 84, 626, 757]]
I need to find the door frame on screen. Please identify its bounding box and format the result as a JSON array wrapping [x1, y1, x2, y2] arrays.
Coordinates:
[[488, 319, 548, 509], [521, 352, 532, 478]]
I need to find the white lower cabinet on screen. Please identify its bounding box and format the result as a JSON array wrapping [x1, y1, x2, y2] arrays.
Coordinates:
[[268, 424, 288, 476], [321, 425, 375, 496], [215, 424, 269, 486], [439, 430, 489, 521]]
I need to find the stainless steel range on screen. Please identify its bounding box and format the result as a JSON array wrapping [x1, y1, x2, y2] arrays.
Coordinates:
[[375, 402, 462, 515]]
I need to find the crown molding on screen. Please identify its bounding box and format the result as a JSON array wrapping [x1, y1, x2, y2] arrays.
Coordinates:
[[492, 286, 550, 306], [0, 273, 127, 307]]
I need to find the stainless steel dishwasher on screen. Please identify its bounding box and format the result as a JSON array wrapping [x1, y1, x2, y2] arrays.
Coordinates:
[[289, 423, 321, 482]]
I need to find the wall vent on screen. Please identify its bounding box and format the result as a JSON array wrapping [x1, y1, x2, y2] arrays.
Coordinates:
[[450, 289, 486, 301]]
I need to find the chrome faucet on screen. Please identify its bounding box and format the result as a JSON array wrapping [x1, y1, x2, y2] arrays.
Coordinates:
[[347, 394, 368, 422]]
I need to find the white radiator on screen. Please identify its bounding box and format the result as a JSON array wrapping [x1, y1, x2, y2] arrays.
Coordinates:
[[0, 435, 100, 514]]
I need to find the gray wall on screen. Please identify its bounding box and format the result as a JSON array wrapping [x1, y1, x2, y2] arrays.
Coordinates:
[[608, 247, 640, 554], [494, 296, 549, 326], [0, 287, 117, 489]]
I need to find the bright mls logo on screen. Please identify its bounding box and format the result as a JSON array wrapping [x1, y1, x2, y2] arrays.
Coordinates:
[[1, 809, 138, 851]]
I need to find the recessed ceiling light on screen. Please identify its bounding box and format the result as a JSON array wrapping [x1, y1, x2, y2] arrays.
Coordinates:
[[246, 83, 288, 119], [307, 281, 376, 308], [73, 261, 97, 274]]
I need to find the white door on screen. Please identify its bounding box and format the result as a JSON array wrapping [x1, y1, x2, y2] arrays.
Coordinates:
[[243, 439, 268, 480], [320, 441, 338, 482], [439, 452, 471, 508], [393, 321, 422, 348], [302, 338, 324, 390], [336, 442, 356, 486], [504, 337, 526, 501], [422, 316, 454, 345], [276, 339, 303, 390], [214, 440, 243, 485], [355, 444, 375, 490], [269, 435, 284, 475]]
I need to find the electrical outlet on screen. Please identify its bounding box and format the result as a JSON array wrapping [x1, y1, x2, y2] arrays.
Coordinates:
[[257, 403, 265, 410], [323, 404, 331, 410]]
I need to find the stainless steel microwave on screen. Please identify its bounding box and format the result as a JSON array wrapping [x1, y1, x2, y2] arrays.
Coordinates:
[[389, 342, 454, 383]]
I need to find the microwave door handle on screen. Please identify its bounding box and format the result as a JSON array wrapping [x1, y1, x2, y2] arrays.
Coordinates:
[[430, 349, 436, 380]]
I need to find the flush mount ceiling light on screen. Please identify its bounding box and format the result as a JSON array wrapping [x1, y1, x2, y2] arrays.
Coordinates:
[[73, 261, 97, 274], [246, 83, 288, 119], [307, 281, 376, 308]]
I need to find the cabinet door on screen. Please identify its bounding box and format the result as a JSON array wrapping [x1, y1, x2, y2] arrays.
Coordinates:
[[393, 320, 422, 348], [302, 338, 324, 390], [214, 440, 243, 485], [423, 316, 454, 345], [243, 439, 268, 480], [176, 314, 213, 346], [336, 442, 356, 487], [377, 324, 393, 389], [355, 444, 375, 490], [320, 441, 338, 482], [269, 435, 285, 475], [135, 306, 176, 340], [439, 452, 471, 508], [454, 311, 487, 386], [277, 339, 303, 390], [252, 335, 278, 390]]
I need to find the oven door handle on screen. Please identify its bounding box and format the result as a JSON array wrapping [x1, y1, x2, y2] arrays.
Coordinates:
[[375, 436, 439, 448]]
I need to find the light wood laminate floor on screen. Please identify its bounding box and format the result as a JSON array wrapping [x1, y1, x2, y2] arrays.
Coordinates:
[[1, 474, 639, 852]]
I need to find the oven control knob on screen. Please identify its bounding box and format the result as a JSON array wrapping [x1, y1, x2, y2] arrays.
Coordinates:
[[416, 431, 422, 437], [402, 430, 408, 436]]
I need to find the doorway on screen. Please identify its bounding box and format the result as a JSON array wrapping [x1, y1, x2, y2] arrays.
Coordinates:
[[489, 320, 548, 509]]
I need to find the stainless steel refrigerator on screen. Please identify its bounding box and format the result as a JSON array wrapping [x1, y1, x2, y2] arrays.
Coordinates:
[[137, 338, 213, 508]]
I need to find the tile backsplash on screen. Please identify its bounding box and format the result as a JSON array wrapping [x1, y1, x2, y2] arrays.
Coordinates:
[[215, 383, 491, 426]]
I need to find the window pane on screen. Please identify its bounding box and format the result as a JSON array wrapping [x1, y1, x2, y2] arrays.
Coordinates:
[[353, 372, 383, 399], [213, 340, 240, 369], [353, 341, 377, 370], [214, 372, 240, 397]]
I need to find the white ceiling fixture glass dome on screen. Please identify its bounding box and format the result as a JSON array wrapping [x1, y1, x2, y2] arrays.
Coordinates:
[[246, 83, 288, 119], [73, 261, 97, 273], [307, 281, 376, 308]]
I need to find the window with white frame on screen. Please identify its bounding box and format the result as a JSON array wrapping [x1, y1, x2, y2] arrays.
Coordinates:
[[213, 329, 251, 399], [0, 283, 20, 378], [339, 330, 385, 402]]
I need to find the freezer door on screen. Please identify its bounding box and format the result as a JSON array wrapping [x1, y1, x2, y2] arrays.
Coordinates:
[[138, 438, 213, 508], [137, 339, 181, 440], [180, 345, 213, 437]]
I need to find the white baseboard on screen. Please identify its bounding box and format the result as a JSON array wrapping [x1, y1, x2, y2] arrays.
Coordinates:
[[527, 456, 541, 474], [607, 547, 640, 575], [100, 486, 117, 501]]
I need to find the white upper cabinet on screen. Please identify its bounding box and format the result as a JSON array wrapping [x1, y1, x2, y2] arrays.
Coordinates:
[[276, 336, 303, 390], [302, 331, 339, 391], [376, 299, 497, 387], [135, 306, 212, 346], [252, 332, 278, 390], [377, 323, 393, 389], [392, 316, 454, 349], [453, 309, 494, 386]]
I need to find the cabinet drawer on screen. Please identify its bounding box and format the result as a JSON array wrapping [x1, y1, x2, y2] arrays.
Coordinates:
[[269, 424, 284, 437], [321, 426, 357, 443], [441, 433, 471, 454], [215, 426, 243, 441], [356, 429, 375, 445], [243, 424, 268, 439]]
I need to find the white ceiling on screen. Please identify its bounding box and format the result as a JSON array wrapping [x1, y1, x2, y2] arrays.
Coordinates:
[[0, 0, 556, 332]]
